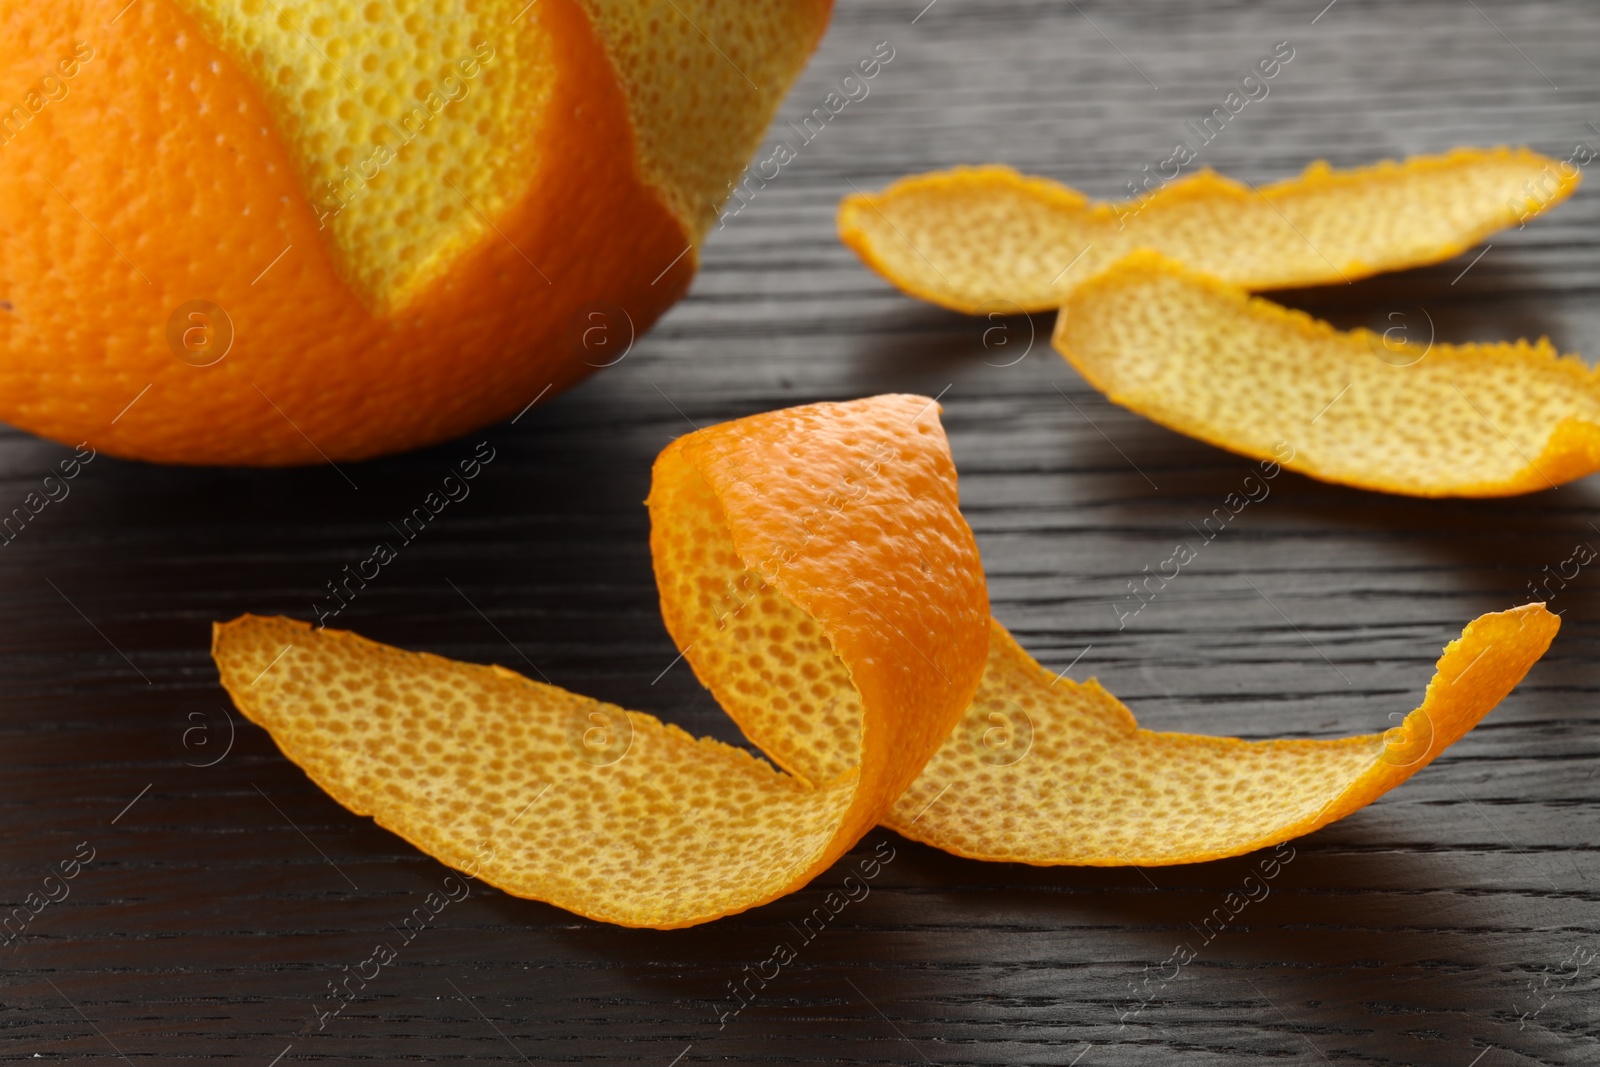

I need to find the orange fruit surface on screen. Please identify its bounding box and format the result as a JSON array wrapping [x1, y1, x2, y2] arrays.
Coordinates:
[[213, 396, 1557, 927], [0, 0, 831, 464]]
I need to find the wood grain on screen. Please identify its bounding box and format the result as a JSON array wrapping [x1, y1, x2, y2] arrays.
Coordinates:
[[2, 0, 1597, 1063]]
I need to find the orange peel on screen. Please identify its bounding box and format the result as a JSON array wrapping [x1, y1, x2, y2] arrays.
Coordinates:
[[213, 395, 1558, 926], [1054, 252, 1600, 497], [213, 394, 991, 928], [838, 148, 1577, 313], [887, 608, 1556, 865]]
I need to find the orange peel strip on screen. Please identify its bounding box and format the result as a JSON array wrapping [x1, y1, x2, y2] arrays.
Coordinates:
[[1054, 252, 1600, 497], [213, 395, 990, 928], [838, 147, 1578, 313], [884, 608, 1556, 865], [213, 396, 1558, 926]]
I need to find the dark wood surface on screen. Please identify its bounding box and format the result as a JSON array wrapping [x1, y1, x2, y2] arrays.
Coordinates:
[[5, 0, 1599, 1063]]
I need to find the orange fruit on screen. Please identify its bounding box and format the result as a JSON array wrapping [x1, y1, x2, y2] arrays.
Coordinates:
[[0, 0, 831, 464], [213, 395, 1556, 927]]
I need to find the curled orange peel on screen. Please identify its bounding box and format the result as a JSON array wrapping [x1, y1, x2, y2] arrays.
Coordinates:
[[837, 147, 1577, 313], [213, 396, 1558, 927], [1054, 252, 1600, 497], [214, 395, 991, 929]]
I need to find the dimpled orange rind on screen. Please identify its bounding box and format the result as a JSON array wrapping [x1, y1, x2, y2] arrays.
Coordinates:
[[213, 394, 989, 928], [838, 147, 1577, 313], [213, 397, 1559, 927], [0, 1, 830, 464], [887, 604, 1556, 865], [1054, 252, 1600, 497]]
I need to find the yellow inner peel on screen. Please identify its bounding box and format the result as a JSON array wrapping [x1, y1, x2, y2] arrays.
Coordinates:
[[216, 612, 856, 927], [579, 0, 830, 241], [213, 396, 1559, 927], [176, 0, 552, 310], [838, 148, 1579, 313], [215, 394, 991, 928], [887, 610, 1555, 865], [1055, 253, 1600, 497]]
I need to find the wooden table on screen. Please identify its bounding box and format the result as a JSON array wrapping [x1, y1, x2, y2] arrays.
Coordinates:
[[5, 0, 1597, 1063]]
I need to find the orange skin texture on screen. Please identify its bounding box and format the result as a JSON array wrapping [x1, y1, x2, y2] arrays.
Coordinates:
[[0, 1, 694, 465], [213, 396, 992, 927], [837, 148, 1579, 314], [884, 605, 1558, 867], [1054, 252, 1600, 498], [211, 397, 1559, 926], [657, 394, 993, 815]]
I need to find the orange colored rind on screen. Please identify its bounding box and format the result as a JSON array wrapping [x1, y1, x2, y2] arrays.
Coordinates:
[[213, 397, 1558, 926], [1054, 253, 1600, 497], [838, 148, 1578, 313], [887, 606, 1557, 865], [0, 1, 831, 464], [214, 395, 990, 927]]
